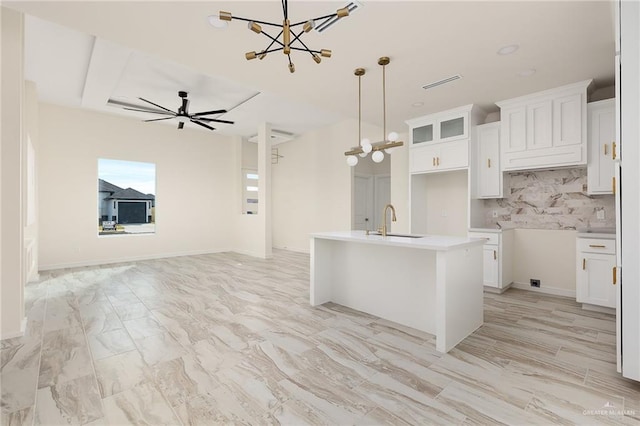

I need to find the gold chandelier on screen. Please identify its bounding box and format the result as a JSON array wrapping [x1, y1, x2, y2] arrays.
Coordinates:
[[217, 1, 352, 73], [345, 57, 404, 166]]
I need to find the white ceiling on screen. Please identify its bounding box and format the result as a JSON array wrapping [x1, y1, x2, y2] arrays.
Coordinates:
[[12, 1, 615, 139]]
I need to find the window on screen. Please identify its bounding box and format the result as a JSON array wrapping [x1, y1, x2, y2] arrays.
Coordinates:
[[98, 159, 156, 236], [242, 168, 258, 214]]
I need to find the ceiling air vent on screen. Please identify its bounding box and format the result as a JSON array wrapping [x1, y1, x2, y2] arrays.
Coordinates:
[[422, 74, 462, 90], [316, 1, 363, 33], [248, 129, 296, 145]]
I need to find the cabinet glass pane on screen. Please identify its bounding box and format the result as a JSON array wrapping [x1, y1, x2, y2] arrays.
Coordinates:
[[412, 124, 433, 144], [440, 117, 465, 139]]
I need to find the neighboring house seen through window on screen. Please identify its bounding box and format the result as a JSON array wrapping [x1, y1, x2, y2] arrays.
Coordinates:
[[98, 159, 156, 236]]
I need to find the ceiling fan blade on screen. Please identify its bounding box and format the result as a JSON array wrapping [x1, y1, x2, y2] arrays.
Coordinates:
[[124, 107, 173, 115], [138, 97, 176, 114], [190, 119, 216, 131], [144, 117, 175, 122], [194, 117, 235, 125], [178, 122, 184, 130], [191, 109, 227, 117]]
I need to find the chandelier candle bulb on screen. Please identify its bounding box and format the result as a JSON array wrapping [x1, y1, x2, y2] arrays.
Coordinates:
[[303, 20, 315, 33], [321, 49, 332, 58], [313, 54, 321, 64], [372, 151, 384, 163], [248, 22, 262, 34], [288, 63, 295, 73], [219, 11, 232, 21], [245, 51, 257, 60], [337, 7, 350, 17]]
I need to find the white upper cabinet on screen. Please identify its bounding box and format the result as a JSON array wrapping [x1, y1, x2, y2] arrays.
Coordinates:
[[407, 104, 484, 174], [496, 80, 592, 171], [475, 122, 503, 198], [587, 99, 616, 195]]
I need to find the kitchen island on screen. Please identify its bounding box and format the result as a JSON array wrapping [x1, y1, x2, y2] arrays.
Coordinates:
[[310, 231, 485, 353]]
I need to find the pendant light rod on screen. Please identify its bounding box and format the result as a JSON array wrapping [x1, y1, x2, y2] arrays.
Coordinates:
[[379, 56, 390, 142], [355, 68, 365, 144]]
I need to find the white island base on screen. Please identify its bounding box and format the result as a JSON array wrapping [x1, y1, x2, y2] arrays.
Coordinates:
[[311, 231, 485, 353]]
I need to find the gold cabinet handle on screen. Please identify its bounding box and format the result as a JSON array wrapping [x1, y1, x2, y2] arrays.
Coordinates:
[[613, 176, 616, 195], [493, 250, 497, 260], [583, 258, 586, 270], [432, 157, 436, 166], [589, 244, 606, 248], [612, 141, 617, 160], [437, 157, 440, 166], [613, 266, 617, 285], [604, 144, 608, 156], [487, 158, 491, 168]]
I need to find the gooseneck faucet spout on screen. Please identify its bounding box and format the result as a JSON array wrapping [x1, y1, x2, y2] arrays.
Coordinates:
[[379, 204, 397, 237]]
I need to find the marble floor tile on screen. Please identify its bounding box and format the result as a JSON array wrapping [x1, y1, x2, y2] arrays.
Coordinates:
[[87, 329, 137, 361], [38, 328, 93, 388], [122, 316, 165, 340], [0, 405, 34, 426], [113, 302, 151, 321], [102, 382, 179, 426], [94, 350, 152, 398], [1, 367, 39, 413], [153, 354, 220, 407], [35, 374, 103, 425], [134, 331, 188, 367], [2, 251, 639, 425]]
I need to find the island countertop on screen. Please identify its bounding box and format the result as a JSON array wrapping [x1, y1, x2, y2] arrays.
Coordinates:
[[311, 230, 486, 251]]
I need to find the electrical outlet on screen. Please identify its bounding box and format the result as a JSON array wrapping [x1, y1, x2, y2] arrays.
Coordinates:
[[597, 209, 605, 220], [530, 279, 541, 288], [492, 210, 498, 218]]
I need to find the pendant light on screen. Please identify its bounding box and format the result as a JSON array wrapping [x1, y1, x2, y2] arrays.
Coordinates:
[[345, 56, 403, 166]]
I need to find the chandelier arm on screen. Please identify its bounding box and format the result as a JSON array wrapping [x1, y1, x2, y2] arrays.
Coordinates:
[[258, 30, 284, 55], [228, 16, 282, 28], [290, 13, 338, 27], [288, 46, 322, 54], [289, 30, 316, 57], [261, 47, 285, 55], [259, 31, 286, 48]]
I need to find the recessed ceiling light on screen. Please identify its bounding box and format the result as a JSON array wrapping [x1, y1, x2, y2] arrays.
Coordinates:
[[207, 14, 228, 29], [497, 44, 519, 55], [518, 68, 536, 77], [412, 102, 424, 107]]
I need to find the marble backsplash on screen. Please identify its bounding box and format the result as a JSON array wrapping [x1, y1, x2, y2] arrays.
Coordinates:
[[482, 168, 615, 230]]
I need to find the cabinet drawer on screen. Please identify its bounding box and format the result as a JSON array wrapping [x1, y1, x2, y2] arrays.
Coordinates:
[[577, 238, 615, 254], [468, 232, 499, 245]]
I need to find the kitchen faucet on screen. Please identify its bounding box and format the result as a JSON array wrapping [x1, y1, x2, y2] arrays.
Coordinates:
[[378, 204, 397, 237]]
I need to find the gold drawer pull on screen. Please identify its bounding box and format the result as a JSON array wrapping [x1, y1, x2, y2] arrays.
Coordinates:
[[613, 176, 616, 195], [487, 158, 491, 168], [613, 266, 617, 285], [612, 141, 617, 160], [437, 157, 440, 166], [604, 144, 608, 156], [583, 258, 586, 270], [589, 244, 606, 248], [432, 157, 436, 166], [493, 250, 497, 260]]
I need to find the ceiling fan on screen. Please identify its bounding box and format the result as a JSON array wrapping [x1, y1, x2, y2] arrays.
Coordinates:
[[124, 91, 234, 130]]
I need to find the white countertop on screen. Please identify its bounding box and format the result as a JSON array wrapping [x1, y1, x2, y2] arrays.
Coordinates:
[[576, 227, 616, 239], [468, 227, 509, 234], [311, 231, 486, 251]]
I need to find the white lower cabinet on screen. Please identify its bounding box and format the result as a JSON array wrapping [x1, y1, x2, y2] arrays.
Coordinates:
[[576, 237, 616, 308], [468, 230, 513, 292]]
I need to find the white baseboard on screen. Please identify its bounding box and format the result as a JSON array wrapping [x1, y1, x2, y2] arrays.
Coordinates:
[[272, 244, 310, 254], [581, 303, 615, 314], [511, 281, 576, 299], [231, 249, 274, 259], [38, 248, 231, 271]]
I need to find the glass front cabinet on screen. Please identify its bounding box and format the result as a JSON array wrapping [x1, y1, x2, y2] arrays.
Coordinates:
[[407, 104, 477, 147]]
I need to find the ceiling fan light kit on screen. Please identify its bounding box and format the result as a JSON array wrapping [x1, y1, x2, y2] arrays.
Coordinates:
[[345, 57, 404, 166], [218, 0, 349, 73]]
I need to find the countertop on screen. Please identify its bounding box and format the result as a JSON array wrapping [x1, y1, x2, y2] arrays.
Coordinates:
[[576, 227, 616, 239], [468, 228, 511, 234], [311, 231, 486, 251]]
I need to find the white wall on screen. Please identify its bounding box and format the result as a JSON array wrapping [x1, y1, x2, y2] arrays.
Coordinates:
[[271, 119, 360, 253], [511, 229, 577, 297], [38, 103, 237, 269], [1, 6, 26, 338]]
